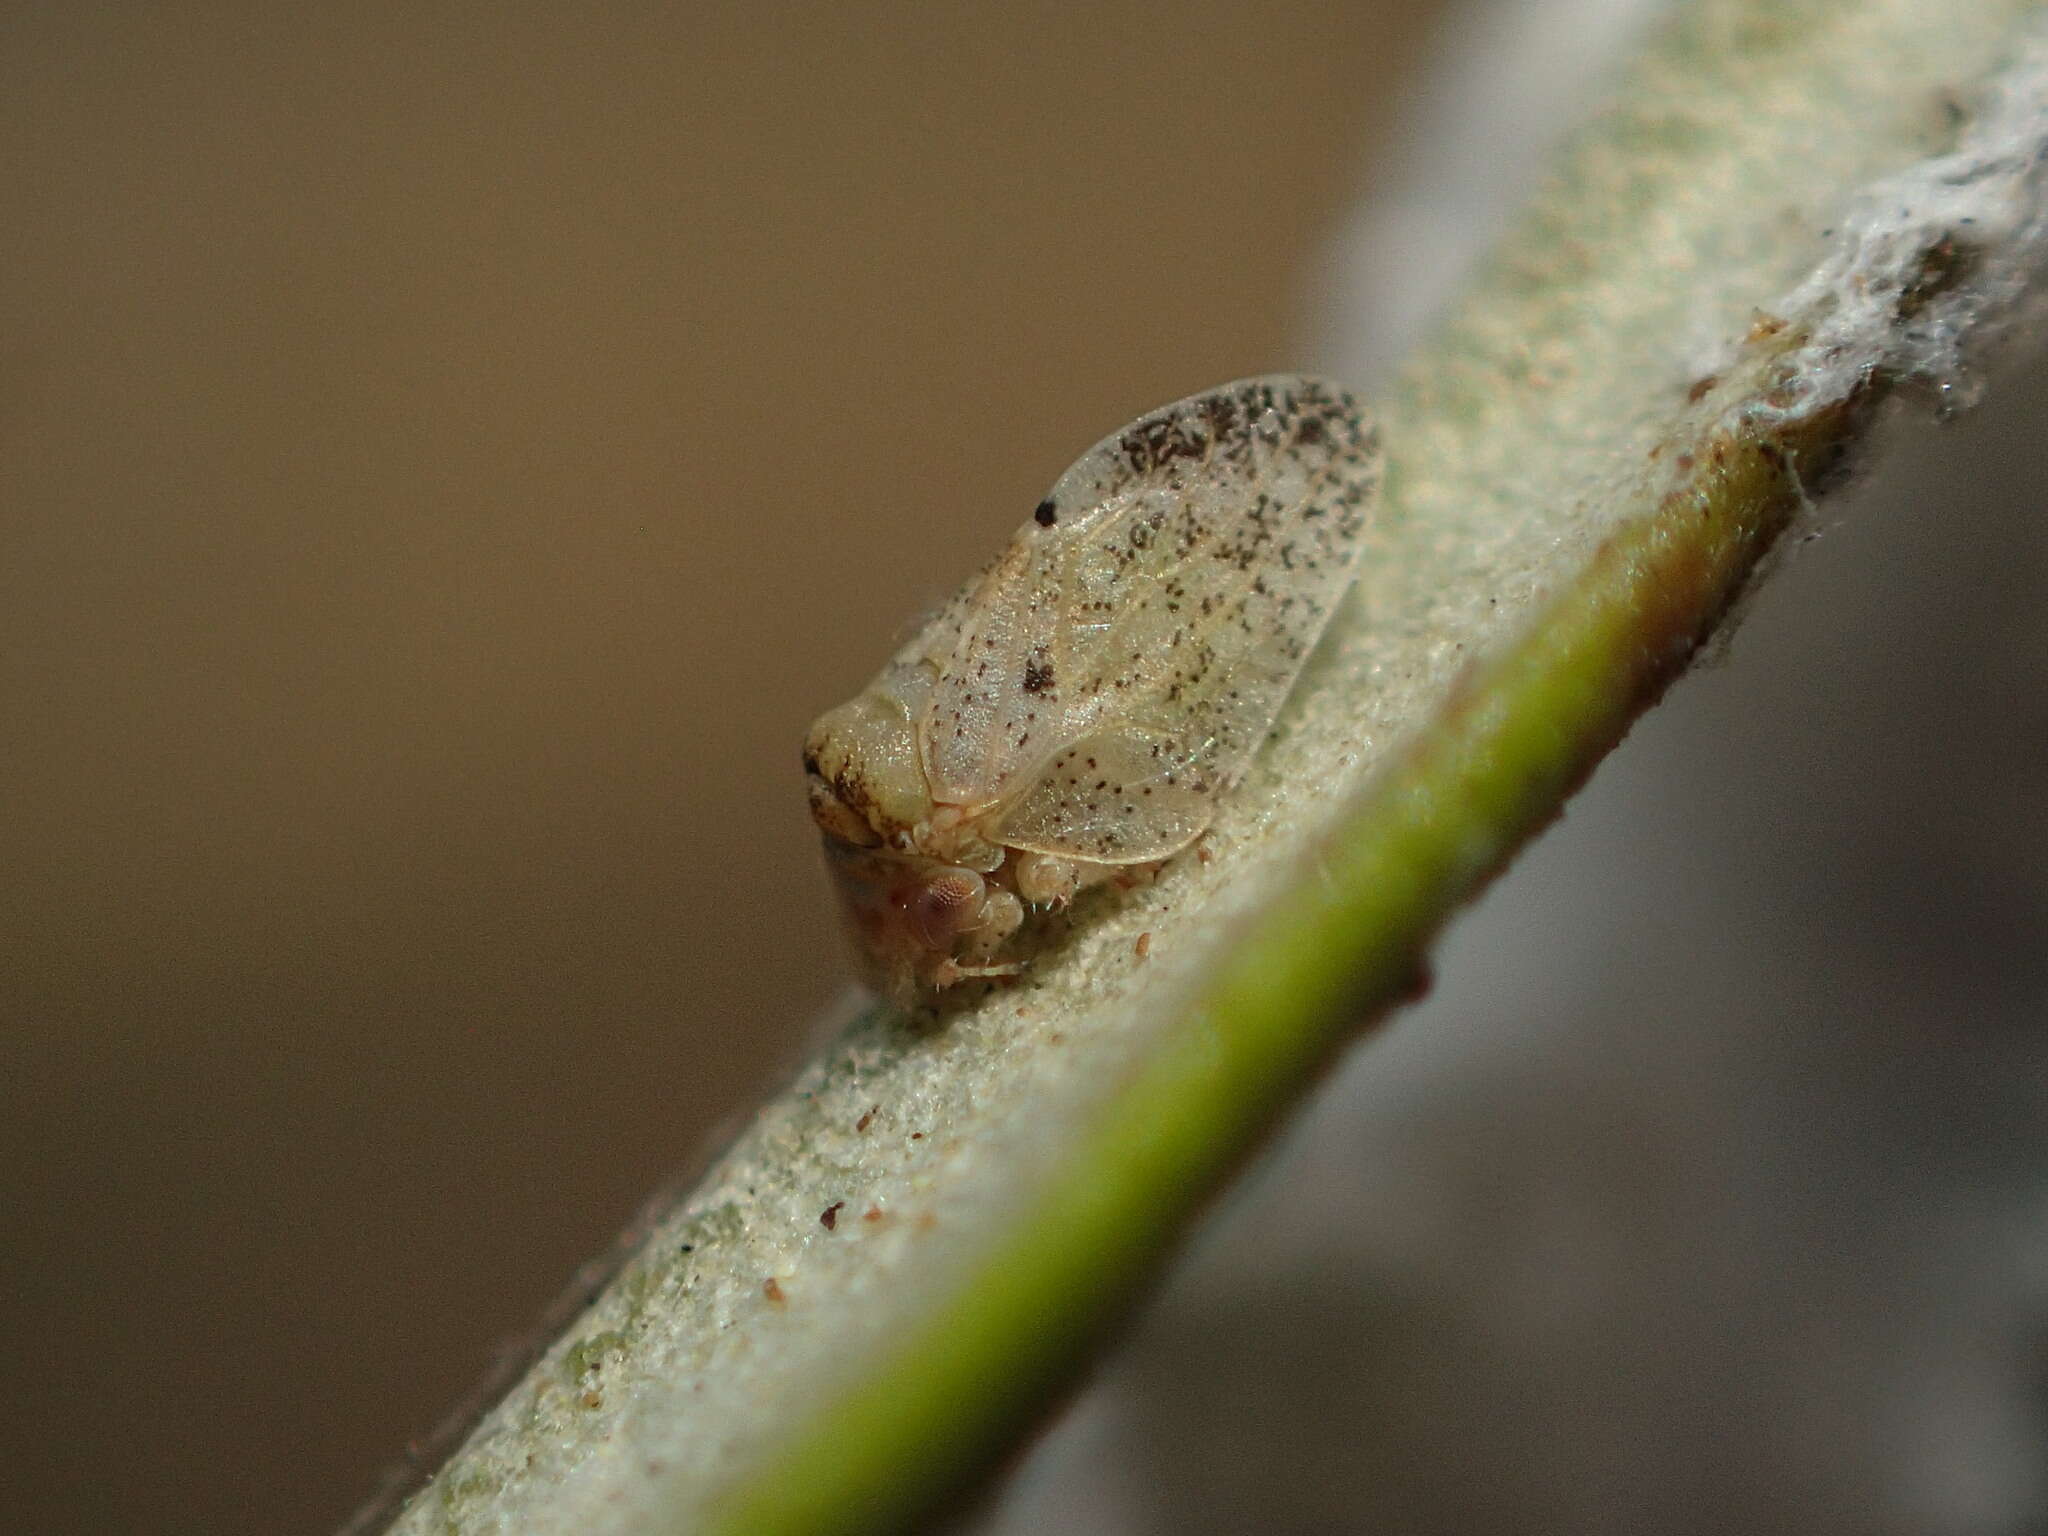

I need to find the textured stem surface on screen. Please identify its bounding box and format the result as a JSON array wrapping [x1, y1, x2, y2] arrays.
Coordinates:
[[357, 4, 2048, 1533]]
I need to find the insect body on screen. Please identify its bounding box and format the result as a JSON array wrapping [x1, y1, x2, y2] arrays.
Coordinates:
[[804, 375, 1382, 1007]]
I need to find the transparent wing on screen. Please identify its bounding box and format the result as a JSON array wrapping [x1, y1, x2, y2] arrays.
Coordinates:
[[855, 554, 993, 728], [918, 375, 1381, 863]]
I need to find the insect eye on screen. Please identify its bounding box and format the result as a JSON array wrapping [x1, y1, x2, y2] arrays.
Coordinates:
[[905, 869, 985, 949]]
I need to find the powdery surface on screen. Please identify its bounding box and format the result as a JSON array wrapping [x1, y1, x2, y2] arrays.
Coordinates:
[[388, 4, 2048, 1531]]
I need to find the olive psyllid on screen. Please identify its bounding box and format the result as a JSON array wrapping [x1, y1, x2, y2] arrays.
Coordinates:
[[804, 376, 1382, 1007]]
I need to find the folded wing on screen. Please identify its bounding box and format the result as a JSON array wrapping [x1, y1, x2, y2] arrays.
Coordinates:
[[919, 375, 1381, 863]]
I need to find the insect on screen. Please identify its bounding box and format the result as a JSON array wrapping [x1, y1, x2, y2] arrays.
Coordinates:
[[803, 375, 1382, 1008]]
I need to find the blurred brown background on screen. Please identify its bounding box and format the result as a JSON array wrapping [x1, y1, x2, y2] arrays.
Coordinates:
[[1, 6, 1428, 1532]]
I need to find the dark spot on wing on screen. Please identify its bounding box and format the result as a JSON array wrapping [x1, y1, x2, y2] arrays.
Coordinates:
[[1120, 411, 1211, 474], [1022, 658, 1054, 694], [1034, 498, 1059, 527]]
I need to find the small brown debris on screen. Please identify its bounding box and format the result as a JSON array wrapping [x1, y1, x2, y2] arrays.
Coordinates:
[[1686, 373, 1719, 404], [821, 1201, 845, 1231], [1196, 843, 1214, 865], [1745, 310, 1787, 342], [910, 1131, 924, 1140], [1134, 931, 1152, 960], [862, 1206, 884, 1223], [855, 1105, 877, 1133], [581, 1390, 604, 1410], [762, 1277, 786, 1304], [1394, 960, 1436, 1007]]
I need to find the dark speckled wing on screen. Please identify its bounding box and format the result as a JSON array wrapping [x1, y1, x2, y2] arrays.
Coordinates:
[[918, 375, 1381, 863]]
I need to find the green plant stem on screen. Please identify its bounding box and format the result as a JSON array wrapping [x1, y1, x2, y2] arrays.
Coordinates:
[[362, 4, 2048, 1533]]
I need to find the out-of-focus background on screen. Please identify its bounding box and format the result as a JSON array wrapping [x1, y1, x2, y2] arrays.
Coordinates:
[[8, 6, 2047, 1536], [2, 5, 1427, 1533]]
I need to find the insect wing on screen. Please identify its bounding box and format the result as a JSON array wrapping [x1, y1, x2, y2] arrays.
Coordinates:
[[921, 375, 1380, 863]]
